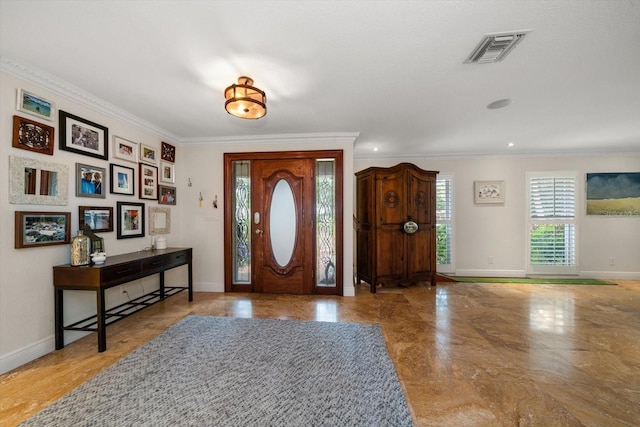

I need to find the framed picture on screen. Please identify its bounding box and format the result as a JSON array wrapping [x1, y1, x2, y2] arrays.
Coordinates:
[[160, 160, 175, 184], [75, 163, 106, 198], [158, 185, 177, 205], [113, 136, 138, 163], [110, 163, 135, 196], [139, 163, 158, 200], [161, 141, 176, 162], [9, 155, 69, 206], [16, 88, 55, 121], [79, 206, 113, 232], [12, 115, 55, 155], [149, 206, 171, 235], [139, 143, 158, 165], [117, 202, 145, 239], [475, 180, 505, 204], [59, 110, 109, 160], [586, 172, 640, 216], [15, 211, 70, 249]]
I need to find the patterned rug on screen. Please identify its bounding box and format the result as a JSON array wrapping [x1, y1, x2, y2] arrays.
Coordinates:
[[20, 316, 413, 427]]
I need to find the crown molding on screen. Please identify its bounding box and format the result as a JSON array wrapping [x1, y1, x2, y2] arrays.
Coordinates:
[[1, 55, 179, 143], [181, 132, 360, 146]]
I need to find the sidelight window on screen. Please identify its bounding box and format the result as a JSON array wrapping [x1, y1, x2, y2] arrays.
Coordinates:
[[232, 160, 251, 284], [316, 159, 336, 287]]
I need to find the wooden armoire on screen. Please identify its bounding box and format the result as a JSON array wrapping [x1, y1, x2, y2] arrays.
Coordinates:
[[355, 163, 438, 293]]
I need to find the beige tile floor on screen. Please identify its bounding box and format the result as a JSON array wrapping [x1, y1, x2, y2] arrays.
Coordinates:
[[1, 280, 639, 426]]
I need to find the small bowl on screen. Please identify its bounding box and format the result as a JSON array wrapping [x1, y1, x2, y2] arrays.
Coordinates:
[[91, 252, 107, 265]]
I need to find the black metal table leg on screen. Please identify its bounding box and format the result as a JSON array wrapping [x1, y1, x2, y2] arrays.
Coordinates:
[[55, 288, 64, 350], [97, 288, 106, 352], [188, 262, 193, 302]]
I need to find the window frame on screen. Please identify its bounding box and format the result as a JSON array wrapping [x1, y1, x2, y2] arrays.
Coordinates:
[[436, 174, 455, 274], [526, 171, 579, 275]]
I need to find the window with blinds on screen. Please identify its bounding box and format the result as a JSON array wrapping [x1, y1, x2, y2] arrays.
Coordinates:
[[436, 175, 454, 271], [527, 172, 577, 273]]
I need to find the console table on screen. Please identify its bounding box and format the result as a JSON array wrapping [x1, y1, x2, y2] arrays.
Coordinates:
[[53, 247, 193, 352]]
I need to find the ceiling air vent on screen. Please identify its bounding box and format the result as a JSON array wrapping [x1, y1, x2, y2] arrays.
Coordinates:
[[464, 30, 531, 64]]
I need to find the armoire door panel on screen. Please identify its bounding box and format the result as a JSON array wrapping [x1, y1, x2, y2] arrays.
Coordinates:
[[377, 171, 406, 226], [407, 228, 433, 275], [376, 229, 405, 278], [408, 172, 433, 225]]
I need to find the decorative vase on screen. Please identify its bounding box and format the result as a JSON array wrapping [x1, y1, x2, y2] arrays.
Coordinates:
[[70, 230, 91, 266]]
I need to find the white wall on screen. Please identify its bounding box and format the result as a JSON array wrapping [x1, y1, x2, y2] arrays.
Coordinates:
[[0, 71, 186, 373], [178, 139, 355, 296], [355, 155, 640, 278], [0, 70, 355, 374]]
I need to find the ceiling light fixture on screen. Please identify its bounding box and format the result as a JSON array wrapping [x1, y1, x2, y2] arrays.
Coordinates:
[[224, 76, 266, 119]]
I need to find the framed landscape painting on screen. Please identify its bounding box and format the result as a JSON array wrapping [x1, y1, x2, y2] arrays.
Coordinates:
[[16, 88, 55, 121], [586, 172, 640, 216], [15, 211, 70, 249]]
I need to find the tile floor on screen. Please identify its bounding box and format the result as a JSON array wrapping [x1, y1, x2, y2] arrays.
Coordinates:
[[1, 280, 639, 426]]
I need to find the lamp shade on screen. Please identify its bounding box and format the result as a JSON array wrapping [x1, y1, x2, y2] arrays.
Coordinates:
[[224, 76, 267, 119]]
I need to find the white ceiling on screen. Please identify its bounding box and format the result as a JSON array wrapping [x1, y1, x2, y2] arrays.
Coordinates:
[[1, 0, 639, 158]]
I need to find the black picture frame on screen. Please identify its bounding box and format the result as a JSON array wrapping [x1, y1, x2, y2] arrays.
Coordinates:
[[59, 110, 108, 160], [79, 206, 114, 233], [117, 201, 145, 239], [110, 163, 135, 196]]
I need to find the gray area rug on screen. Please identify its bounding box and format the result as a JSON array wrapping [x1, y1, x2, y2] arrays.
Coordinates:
[[21, 316, 413, 426]]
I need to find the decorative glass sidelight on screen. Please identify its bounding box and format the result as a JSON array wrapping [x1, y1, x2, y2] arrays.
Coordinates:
[[232, 161, 251, 283], [316, 159, 336, 287]]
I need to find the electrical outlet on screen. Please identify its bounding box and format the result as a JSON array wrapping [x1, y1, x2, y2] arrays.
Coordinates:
[[609, 257, 615, 266], [488, 256, 494, 265]]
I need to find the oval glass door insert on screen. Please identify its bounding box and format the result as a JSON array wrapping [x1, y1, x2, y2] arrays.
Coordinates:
[[270, 179, 297, 267]]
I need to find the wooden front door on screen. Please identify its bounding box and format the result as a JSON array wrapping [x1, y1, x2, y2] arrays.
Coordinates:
[[252, 158, 314, 294]]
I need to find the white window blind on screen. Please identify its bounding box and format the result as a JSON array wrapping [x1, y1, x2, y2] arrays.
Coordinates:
[[528, 174, 577, 270], [436, 176, 453, 269]]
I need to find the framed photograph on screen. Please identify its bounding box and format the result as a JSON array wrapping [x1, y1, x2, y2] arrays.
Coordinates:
[[113, 136, 138, 163], [9, 155, 69, 206], [12, 115, 55, 155], [15, 211, 70, 249], [139, 163, 158, 200], [475, 180, 505, 204], [59, 110, 109, 160], [160, 160, 175, 184], [161, 141, 176, 162], [75, 163, 106, 198], [586, 172, 640, 216], [110, 163, 135, 196], [149, 206, 171, 235], [139, 143, 158, 165], [17, 88, 55, 121], [79, 206, 113, 232], [117, 202, 145, 239], [158, 185, 177, 205]]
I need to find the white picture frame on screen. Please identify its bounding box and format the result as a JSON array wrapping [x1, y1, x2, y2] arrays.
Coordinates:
[[160, 160, 175, 184], [474, 180, 505, 204], [113, 136, 138, 163], [139, 143, 158, 165]]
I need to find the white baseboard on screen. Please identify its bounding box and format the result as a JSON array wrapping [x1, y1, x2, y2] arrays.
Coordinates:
[[453, 269, 527, 278], [0, 330, 89, 375], [578, 271, 640, 280]]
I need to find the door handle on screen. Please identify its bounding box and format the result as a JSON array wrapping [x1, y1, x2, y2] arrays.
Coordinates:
[[255, 229, 263, 234]]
